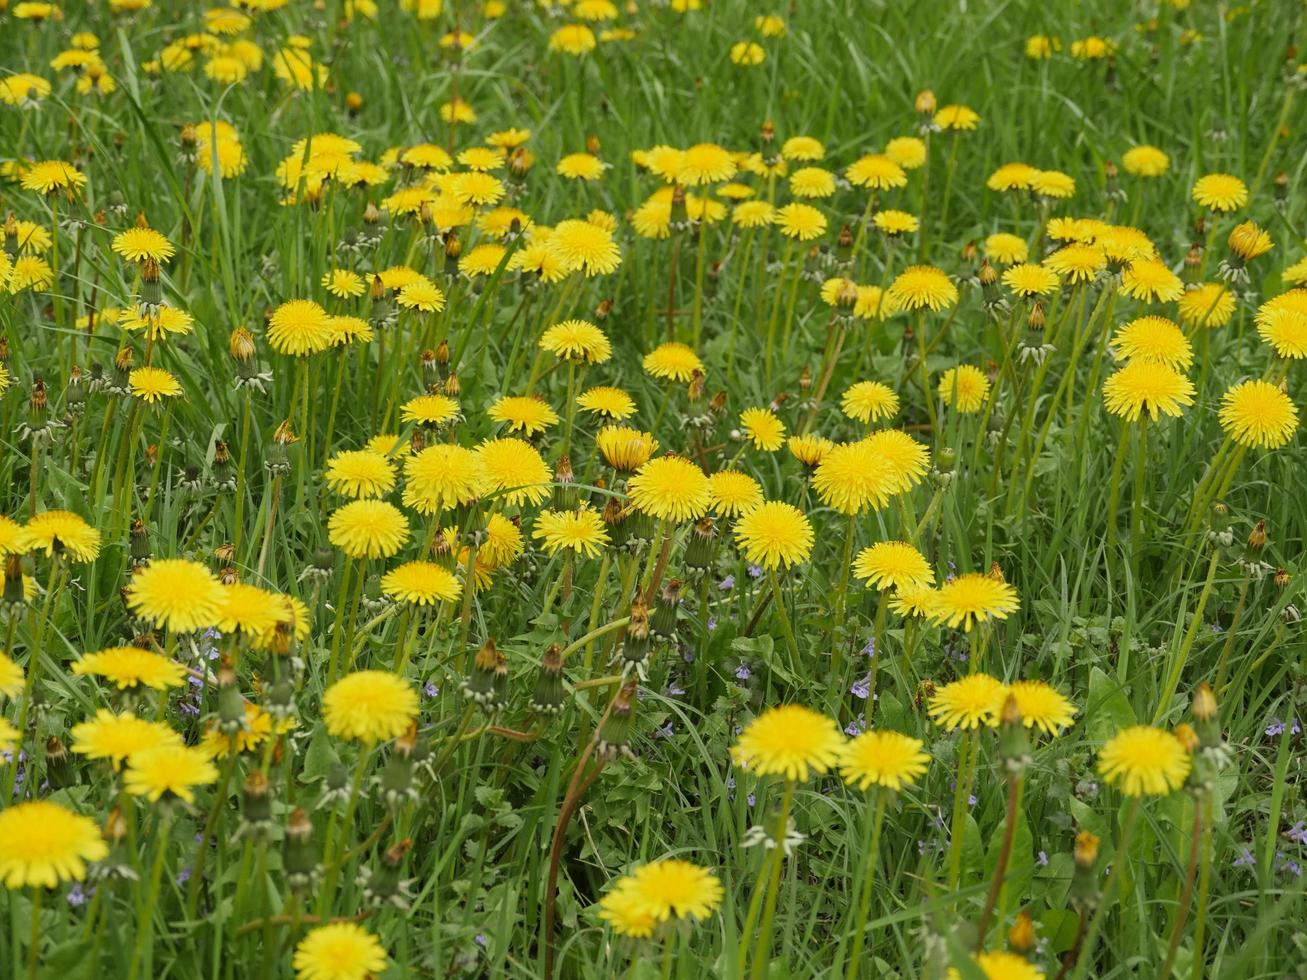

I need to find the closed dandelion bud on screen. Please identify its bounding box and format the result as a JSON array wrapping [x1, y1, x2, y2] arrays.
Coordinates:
[[345, 91, 363, 115], [914, 89, 937, 115], [595, 298, 614, 321], [129, 518, 150, 561], [264, 669, 296, 719], [213, 440, 234, 490], [45, 736, 77, 790], [362, 572, 385, 611], [934, 445, 957, 480], [1274, 171, 1288, 209], [651, 579, 682, 641], [1174, 722, 1200, 755], [760, 119, 775, 143], [602, 498, 629, 549], [217, 665, 246, 735], [140, 256, 163, 310], [218, 564, 238, 585], [1074, 830, 1099, 868], [530, 643, 566, 715], [687, 370, 705, 403], [683, 518, 716, 572], [378, 726, 419, 806], [837, 223, 854, 258], [1070, 830, 1101, 908], [268, 420, 298, 474], [1008, 910, 1036, 953], [978, 257, 998, 287], [1247, 518, 1267, 555], [443, 230, 462, 265], [998, 693, 1031, 771], [65, 366, 86, 417], [443, 372, 461, 398], [4, 554, 26, 608], [508, 146, 534, 177], [597, 680, 638, 761], [553, 455, 577, 510], [283, 807, 319, 891], [360, 839, 415, 910], [619, 598, 653, 672], [1274, 567, 1290, 590], [461, 639, 508, 711], [241, 770, 274, 834], [670, 185, 688, 225]]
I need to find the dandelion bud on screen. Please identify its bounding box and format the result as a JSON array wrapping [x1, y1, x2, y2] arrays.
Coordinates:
[[140, 256, 163, 309], [130, 518, 151, 561], [553, 455, 577, 510], [961, 240, 978, 264], [594, 298, 614, 321], [1171, 722, 1198, 757], [241, 770, 274, 834], [935, 445, 956, 474], [914, 89, 937, 114], [998, 694, 1031, 771], [461, 638, 508, 712], [1247, 518, 1267, 554], [283, 808, 319, 892], [217, 664, 246, 735], [602, 498, 629, 549], [1008, 909, 1036, 953], [4, 554, 26, 608], [1227, 221, 1272, 262], [1274, 567, 1290, 590], [345, 91, 363, 115], [760, 119, 775, 143], [651, 579, 682, 641], [530, 643, 566, 715], [1074, 831, 1099, 868], [1027, 301, 1045, 331], [597, 680, 638, 761], [508, 146, 534, 177], [360, 839, 415, 910], [978, 258, 998, 287], [987, 562, 1006, 583], [585, 133, 601, 155], [619, 598, 653, 673], [378, 725, 419, 807], [1274, 171, 1288, 209], [683, 518, 717, 573], [45, 736, 77, 790]]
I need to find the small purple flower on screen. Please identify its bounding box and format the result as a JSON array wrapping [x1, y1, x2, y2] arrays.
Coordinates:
[[67, 884, 92, 907], [861, 637, 876, 657], [850, 673, 872, 700], [1265, 717, 1301, 738], [176, 868, 192, 887], [746, 564, 764, 579], [423, 682, 440, 698], [667, 681, 685, 697], [1209, 622, 1224, 634], [718, 575, 735, 592], [746, 792, 756, 807], [968, 794, 977, 807], [1287, 823, 1307, 845], [726, 776, 736, 791], [1233, 848, 1256, 868], [1037, 851, 1048, 867], [475, 934, 487, 948], [653, 721, 675, 739], [188, 673, 206, 690], [844, 715, 865, 737], [179, 699, 201, 717], [735, 663, 752, 681], [707, 616, 718, 632]]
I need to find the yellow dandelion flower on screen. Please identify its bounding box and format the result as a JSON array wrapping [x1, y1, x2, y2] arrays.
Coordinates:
[[841, 381, 899, 424], [707, 470, 764, 517], [1005, 680, 1077, 735], [931, 573, 1020, 632], [628, 456, 712, 522], [739, 407, 786, 451], [929, 674, 1008, 729], [323, 670, 418, 743], [734, 500, 813, 570], [381, 561, 461, 605], [476, 438, 552, 506], [1192, 173, 1247, 212], [840, 730, 929, 791], [71, 710, 183, 769], [327, 500, 411, 559], [1110, 316, 1193, 371], [0, 801, 108, 889], [294, 923, 388, 980], [775, 203, 827, 240], [887, 265, 958, 311], [853, 541, 934, 591], [1097, 725, 1191, 796], [1218, 380, 1297, 449], [125, 744, 219, 804], [596, 426, 659, 472], [1102, 360, 1195, 421], [730, 704, 845, 782], [125, 559, 225, 632], [938, 365, 990, 413], [577, 386, 636, 420], [1122, 145, 1170, 177], [488, 395, 560, 436], [643, 341, 704, 383], [1002, 262, 1059, 297], [20, 510, 101, 562], [532, 507, 610, 558]]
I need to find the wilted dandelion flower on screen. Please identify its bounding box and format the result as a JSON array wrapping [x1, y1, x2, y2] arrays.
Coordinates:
[[476, 438, 552, 506], [1005, 680, 1077, 734], [267, 299, 335, 356], [577, 386, 636, 420], [20, 510, 101, 561], [1003, 263, 1059, 297], [1192, 173, 1248, 212], [938, 365, 990, 413], [775, 203, 827, 240], [1227, 220, 1273, 261], [707, 470, 764, 516], [1097, 725, 1191, 796], [294, 923, 388, 980], [323, 671, 418, 743], [1102, 360, 1195, 421], [1218, 380, 1298, 449], [813, 441, 895, 515], [128, 366, 183, 403], [1122, 145, 1170, 177], [1110, 316, 1193, 371], [0, 801, 108, 889], [734, 501, 813, 570], [847, 154, 907, 190], [597, 426, 659, 472], [628, 456, 711, 522], [70, 710, 182, 770], [842, 381, 899, 423], [730, 704, 845, 781], [547, 219, 621, 276], [533, 507, 610, 558], [643, 341, 704, 382], [1119, 259, 1184, 303], [739, 407, 786, 451], [853, 541, 933, 591], [931, 572, 1019, 631], [382, 561, 461, 605], [112, 226, 175, 263], [1178, 282, 1236, 328], [402, 444, 482, 513], [840, 731, 929, 791], [540, 319, 611, 363], [72, 646, 187, 691], [125, 559, 225, 632], [124, 744, 218, 804], [328, 500, 411, 559], [984, 233, 1028, 265], [887, 265, 958, 311], [929, 674, 1008, 729], [489, 395, 560, 436]]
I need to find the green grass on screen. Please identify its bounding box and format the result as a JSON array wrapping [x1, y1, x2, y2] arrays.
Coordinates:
[[1, 0, 1306, 978]]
